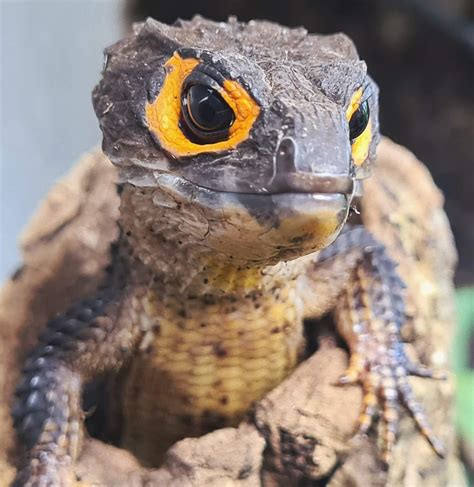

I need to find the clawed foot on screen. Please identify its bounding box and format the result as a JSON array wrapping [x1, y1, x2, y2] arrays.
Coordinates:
[[336, 342, 446, 464]]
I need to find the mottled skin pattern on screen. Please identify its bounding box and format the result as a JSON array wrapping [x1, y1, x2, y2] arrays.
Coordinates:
[[12, 16, 445, 485]]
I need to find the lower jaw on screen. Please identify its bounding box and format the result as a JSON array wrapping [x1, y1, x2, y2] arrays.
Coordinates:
[[234, 191, 349, 254], [153, 172, 350, 261]]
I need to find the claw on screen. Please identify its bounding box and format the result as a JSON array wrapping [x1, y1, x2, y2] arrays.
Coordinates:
[[406, 362, 447, 380], [335, 374, 358, 385], [397, 377, 446, 458], [335, 352, 364, 385]]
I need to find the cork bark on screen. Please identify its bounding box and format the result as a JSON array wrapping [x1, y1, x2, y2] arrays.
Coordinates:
[[0, 138, 466, 486]]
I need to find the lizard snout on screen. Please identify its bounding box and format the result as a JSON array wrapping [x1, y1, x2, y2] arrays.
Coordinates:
[[270, 137, 354, 195]]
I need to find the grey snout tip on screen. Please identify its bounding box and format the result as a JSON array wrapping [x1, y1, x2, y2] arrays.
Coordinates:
[[271, 137, 354, 195]]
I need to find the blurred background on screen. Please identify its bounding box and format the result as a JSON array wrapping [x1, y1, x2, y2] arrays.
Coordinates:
[[0, 0, 473, 475]]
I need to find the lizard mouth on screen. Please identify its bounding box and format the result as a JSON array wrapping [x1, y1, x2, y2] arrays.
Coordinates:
[[152, 171, 352, 217], [171, 172, 355, 197], [153, 171, 353, 200]]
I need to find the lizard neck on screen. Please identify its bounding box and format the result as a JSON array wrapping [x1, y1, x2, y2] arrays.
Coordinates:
[[118, 183, 311, 298]]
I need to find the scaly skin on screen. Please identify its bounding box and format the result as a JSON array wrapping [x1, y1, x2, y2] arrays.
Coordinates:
[[11, 16, 446, 486], [119, 278, 304, 465]]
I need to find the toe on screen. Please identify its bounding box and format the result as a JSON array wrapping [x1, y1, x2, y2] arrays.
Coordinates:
[[397, 377, 445, 457]]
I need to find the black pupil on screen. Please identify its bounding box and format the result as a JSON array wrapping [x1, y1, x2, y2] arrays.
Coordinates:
[[349, 100, 370, 140], [186, 85, 234, 132]]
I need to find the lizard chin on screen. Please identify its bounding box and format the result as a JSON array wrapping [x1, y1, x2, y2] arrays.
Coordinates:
[[150, 172, 350, 263]]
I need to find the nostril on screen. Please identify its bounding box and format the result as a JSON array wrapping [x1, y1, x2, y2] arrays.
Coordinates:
[[276, 137, 297, 173]]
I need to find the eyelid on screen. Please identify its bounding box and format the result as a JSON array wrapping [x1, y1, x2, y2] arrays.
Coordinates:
[[182, 70, 223, 94], [360, 82, 375, 106]]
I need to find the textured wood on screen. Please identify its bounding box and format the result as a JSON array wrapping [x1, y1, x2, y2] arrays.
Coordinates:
[[0, 139, 465, 486]]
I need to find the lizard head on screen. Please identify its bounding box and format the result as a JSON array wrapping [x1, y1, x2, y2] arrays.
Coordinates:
[[93, 16, 379, 265]]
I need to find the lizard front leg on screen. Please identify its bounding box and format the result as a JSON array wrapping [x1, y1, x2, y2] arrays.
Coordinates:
[[12, 269, 142, 487], [310, 226, 445, 463]]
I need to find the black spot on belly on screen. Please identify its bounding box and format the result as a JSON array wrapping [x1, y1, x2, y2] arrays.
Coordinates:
[[213, 343, 228, 357], [220, 396, 229, 405]]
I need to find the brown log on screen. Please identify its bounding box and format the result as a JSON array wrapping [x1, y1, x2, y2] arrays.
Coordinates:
[[0, 139, 466, 486]]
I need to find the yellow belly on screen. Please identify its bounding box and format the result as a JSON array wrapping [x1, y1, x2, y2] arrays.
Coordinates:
[[119, 288, 305, 466]]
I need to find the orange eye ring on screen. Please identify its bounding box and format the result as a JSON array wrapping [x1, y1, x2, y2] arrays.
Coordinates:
[[145, 53, 260, 158]]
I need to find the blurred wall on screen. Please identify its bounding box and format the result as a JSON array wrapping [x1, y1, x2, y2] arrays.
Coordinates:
[[0, 0, 124, 281]]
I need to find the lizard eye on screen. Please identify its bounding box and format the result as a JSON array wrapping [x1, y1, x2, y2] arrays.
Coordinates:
[[181, 84, 235, 143], [346, 88, 373, 168], [349, 100, 370, 141], [145, 53, 260, 157]]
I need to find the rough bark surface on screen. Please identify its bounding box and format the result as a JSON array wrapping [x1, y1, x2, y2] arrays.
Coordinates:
[[0, 139, 466, 486]]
